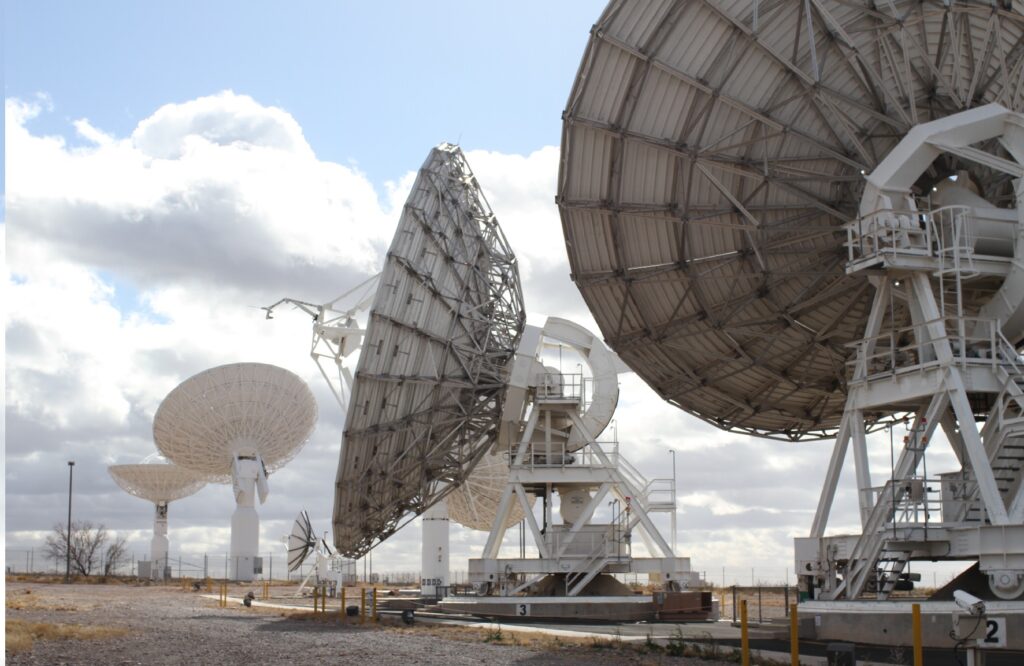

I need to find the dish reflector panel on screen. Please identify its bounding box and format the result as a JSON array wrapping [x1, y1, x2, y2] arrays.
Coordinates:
[[108, 461, 206, 503], [154, 362, 317, 482], [446, 451, 532, 532], [333, 144, 525, 557], [288, 510, 316, 572], [558, 0, 1024, 440]]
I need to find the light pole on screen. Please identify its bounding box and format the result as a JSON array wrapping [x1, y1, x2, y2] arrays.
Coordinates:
[[65, 460, 75, 583], [668, 449, 677, 554]]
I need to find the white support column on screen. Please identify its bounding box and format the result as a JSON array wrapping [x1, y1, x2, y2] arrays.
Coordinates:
[[420, 500, 450, 597], [811, 411, 854, 537], [850, 410, 874, 528], [483, 486, 516, 559], [230, 456, 261, 581], [948, 375, 1011, 524], [151, 501, 169, 580], [940, 410, 968, 467]]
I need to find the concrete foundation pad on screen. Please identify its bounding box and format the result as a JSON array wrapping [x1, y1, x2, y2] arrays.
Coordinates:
[[798, 599, 1024, 650], [440, 595, 662, 622]]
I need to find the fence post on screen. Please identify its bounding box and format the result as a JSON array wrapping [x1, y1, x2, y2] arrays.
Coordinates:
[[372, 587, 378, 623], [758, 585, 763, 624], [912, 603, 923, 666], [790, 603, 799, 666], [732, 585, 738, 623], [360, 587, 366, 624], [339, 587, 346, 623], [784, 584, 789, 616], [740, 599, 750, 666]]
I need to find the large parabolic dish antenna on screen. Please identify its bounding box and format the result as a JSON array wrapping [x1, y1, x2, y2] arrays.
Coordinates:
[[154, 362, 317, 580], [334, 143, 525, 557], [558, 0, 1024, 440], [154, 362, 317, 482]]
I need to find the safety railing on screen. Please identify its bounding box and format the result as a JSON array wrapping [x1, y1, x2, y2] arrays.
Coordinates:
[[865, 477, 958, 529], [846, 206, 935, 263], [536, 371, 582, 400], [846, 316, 1014, 383], [510, 436, 622, 470]]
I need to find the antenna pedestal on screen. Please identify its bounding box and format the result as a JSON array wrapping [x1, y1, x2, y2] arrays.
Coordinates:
[[801, 107, 1024, 602], [420, 500, 450, 598], [230, 457, 262, 581], [150, 501, 170, 580]]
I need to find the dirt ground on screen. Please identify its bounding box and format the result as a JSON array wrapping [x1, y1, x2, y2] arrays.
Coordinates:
[[5, 580, 743, 665]]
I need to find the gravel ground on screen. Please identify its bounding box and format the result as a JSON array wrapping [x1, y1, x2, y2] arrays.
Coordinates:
[[5, 581, 739, 665]]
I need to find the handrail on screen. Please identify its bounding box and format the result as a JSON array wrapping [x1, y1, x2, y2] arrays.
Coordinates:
[[848, 316, 1015, 383]]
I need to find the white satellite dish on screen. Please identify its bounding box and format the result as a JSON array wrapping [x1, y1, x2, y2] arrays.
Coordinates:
[[558, 0, 1024, 602], [287, 509, 333, 596], [153, 362, 317, 580], [108, 455, 206, 579], [288, 510, 317, 573], [332, 143, 526, 558]]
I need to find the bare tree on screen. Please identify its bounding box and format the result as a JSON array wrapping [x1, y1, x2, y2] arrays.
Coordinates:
[[45, 521, 118, 576], [103, 533, 129, 576]]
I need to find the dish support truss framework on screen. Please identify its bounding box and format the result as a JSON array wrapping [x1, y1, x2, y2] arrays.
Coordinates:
[[333, 144, 525, 558], [470, 319, 696, 597], [798, 106, 1024, 601]]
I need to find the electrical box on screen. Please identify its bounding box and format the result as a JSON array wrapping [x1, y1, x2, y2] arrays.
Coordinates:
[[795, 538, 823, 575]]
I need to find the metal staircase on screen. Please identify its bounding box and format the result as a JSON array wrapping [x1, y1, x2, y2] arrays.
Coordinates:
[[831, 479, 910, 599], [616, 454, 675, 514], [951, 343, 1024, 525]]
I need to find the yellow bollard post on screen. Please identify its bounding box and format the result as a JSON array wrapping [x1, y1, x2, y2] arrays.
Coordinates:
[[789, 604, 799, 666], [912, 603, 923, 666], [372, 587, 378, 623], [360, 587, 366, 624], [740, 599, 750, 666]]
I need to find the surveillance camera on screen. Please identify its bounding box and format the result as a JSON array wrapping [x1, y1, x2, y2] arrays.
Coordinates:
[[954, 590, 986, 616]]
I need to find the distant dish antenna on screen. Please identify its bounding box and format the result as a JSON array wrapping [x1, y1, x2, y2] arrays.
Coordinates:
[[108, 455, 205, 580], [333, 143, 526, 558], [288, 510, 317, 573], [153, 362, 317, 580], [287, 509, 333, 596]]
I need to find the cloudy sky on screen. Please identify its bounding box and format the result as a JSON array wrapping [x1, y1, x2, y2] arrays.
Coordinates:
[[4, 1, 965, 586]]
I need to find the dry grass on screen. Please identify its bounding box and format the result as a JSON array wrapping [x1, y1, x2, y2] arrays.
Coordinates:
[[5, 619, 130, 655], [5, 588, 88, 612]]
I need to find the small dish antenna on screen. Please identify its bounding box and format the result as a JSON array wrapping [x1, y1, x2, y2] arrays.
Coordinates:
[[108, 455, 206, 579], [153, 362, 317, 580], [287, 509, 334, 596]]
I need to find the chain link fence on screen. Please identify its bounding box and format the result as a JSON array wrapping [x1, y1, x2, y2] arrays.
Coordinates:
[[4, 548, 477, 586]]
